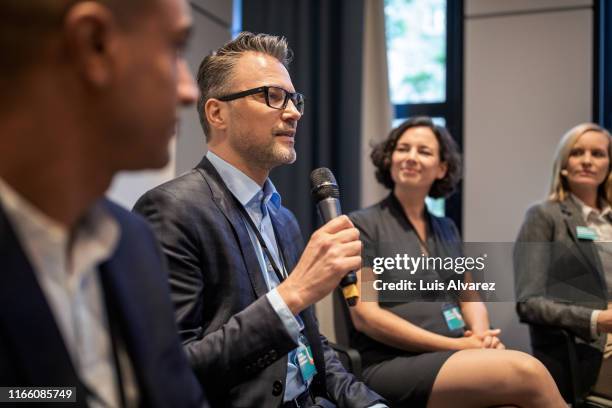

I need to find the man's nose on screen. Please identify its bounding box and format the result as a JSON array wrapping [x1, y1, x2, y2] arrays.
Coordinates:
[[283, 98, 302, 121], [177, 60, 199, 106]]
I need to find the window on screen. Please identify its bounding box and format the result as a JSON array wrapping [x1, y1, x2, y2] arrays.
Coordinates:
[[595, 0, 611, 130], [384, 0, 463, 229], [386, 0, 447, 105]]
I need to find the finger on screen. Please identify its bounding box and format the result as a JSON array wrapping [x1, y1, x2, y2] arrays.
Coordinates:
[[335, 240, 363, 259], [482, 336, 492, 348], [489, 337, 500, 349], [496, 342, 506, 350], [330, 227, 361, 244], [334, 255, 362, 275], [483, 329, 501, 337], [463, 330, 472, 338], [319, 215, 354, 234]]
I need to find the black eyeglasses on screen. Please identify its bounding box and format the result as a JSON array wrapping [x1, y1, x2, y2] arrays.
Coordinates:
[[217, 86, 305, 115]]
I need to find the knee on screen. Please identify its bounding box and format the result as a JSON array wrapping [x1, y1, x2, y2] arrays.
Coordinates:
[[506, 352, 551, 393]]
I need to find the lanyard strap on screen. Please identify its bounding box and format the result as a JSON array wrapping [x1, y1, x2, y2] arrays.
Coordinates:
[[232, 195, 288, 283]]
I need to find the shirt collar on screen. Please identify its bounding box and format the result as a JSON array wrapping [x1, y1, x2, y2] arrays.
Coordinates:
[[0, 177, 120, 278], [206, 150, 281, 210], [570, 193, 612, 220]]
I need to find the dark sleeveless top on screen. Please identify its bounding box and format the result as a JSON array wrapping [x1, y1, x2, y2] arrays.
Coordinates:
[[349, 193, 465, 367]]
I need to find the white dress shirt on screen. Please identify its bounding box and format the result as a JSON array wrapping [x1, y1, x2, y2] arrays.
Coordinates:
[[570, 194, 612, 339], [0, 178, 137, 407]]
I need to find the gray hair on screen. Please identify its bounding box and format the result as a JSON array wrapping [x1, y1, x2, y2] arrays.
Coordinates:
[[196, 31, 292, 140]]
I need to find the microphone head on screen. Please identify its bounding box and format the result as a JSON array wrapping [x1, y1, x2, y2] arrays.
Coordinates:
[[310, 167, 340, 202]]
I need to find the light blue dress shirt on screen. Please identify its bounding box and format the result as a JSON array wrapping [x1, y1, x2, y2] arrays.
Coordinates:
[[206, 151, 387, 408], [206, 151, 306, 401]]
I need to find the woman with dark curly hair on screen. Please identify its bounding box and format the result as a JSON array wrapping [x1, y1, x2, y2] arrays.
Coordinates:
[[347, 117, 565, 407]]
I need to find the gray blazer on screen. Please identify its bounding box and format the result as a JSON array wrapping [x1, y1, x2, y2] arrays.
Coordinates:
[[514, 198, 609, 394]]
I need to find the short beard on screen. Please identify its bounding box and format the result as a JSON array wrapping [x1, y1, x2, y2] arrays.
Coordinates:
[[230, 134, 296, 170]]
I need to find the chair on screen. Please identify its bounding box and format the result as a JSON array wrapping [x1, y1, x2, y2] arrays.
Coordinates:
[[329, 289, 363, 380], [527, 323, 612, 408]]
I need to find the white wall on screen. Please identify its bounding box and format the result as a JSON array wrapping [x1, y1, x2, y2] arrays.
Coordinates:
[[464, 0, 593, 351], [107, 0, 232, 209]]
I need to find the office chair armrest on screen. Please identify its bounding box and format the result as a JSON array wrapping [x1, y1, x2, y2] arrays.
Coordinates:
[[558, 329, 585, 407], [329, 342, 363, 380]]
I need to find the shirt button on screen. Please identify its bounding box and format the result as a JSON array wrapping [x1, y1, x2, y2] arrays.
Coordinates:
[[272, 380, 283, 396]]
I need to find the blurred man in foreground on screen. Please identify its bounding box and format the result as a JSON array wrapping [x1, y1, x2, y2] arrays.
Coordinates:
[[0, 1, 206, 406]]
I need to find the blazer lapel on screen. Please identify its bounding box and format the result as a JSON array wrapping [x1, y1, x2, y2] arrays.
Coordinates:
[[268, 206, 328, 395], [196, 158, 268, 298], [0, 205, 85, 399], [561, 200, 607, 289], [267, 206, 299, 273], [98, 256, 152, 407]]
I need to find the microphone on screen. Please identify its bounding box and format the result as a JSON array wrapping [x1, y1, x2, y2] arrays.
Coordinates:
[[310, 168, 359, 306]]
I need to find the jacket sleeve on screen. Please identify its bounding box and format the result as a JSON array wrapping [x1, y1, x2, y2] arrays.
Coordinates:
[[133, 187, 298, 389], [514, 204, 595, 341], [320, 334, 387, 408]]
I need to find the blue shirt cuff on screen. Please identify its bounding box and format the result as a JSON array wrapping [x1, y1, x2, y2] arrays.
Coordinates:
[[267, 288, 301, 343]]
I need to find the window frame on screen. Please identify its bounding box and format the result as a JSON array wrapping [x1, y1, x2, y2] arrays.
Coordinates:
[[389, 0, 464, 233], [594, 0, 611, 130]]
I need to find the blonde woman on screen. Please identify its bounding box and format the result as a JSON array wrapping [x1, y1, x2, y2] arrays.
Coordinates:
[[515, 122, 612, 402]]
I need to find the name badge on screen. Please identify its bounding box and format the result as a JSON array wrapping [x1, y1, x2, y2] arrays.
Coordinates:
[[576, 226, 598, 241], [295, 334, 317, 383], [442, 303, 465, 331]]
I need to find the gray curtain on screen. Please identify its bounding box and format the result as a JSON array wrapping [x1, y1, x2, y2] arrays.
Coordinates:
[[243, 0, 365, 236]]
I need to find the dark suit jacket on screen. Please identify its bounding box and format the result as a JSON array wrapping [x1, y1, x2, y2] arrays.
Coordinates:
[[133, 157, 385, 408], [514, 198, 609, 396], [0, 199, 206, 408]]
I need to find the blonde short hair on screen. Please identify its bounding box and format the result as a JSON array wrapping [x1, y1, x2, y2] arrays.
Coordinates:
[[549, 122, 612, 202]]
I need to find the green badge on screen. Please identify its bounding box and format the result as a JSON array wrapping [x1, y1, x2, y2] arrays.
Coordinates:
[[576, 226, 598, 241], [296, 335, 317, 383], [442, 304, 465, 331]]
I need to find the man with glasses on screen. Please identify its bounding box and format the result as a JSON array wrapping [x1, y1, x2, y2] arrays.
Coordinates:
[[134, 32, 386, 408]]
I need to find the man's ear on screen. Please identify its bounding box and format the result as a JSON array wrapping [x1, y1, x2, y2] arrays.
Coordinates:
[[205, 99, 228, 131], [63, 2, 118, 87]]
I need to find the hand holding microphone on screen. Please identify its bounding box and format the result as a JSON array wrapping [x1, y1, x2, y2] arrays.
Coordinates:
[[275, 168, 362, 314], [310, 168, 359, 306]]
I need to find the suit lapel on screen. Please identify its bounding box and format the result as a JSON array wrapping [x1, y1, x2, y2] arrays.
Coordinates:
[[268, 206, 328, 394], [98, 256, 149, 406], [196, 158, 268, 298], [268, 206, 297, 273], [0, 205, 86, 400], [561, 200, 607, 289]]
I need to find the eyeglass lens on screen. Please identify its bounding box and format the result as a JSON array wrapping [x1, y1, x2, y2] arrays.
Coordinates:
[[267, 87, 304, 114]]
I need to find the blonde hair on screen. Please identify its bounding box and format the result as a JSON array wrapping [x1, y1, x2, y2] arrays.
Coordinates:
[[549, 122, 612, 202]]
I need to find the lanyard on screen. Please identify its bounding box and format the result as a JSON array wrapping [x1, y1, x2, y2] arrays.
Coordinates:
[[232, 194, 288, 283]]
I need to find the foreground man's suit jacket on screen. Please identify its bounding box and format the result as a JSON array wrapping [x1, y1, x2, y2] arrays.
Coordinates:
[[0, 200, 206, 408], [134, 157, 384, 408]]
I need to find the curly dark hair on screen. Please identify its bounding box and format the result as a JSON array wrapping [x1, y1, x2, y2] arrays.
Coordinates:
[[371, 116, 462, 198]]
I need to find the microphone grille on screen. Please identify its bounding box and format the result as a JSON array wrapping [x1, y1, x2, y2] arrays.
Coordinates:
[[310, 167, 340, 201]]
